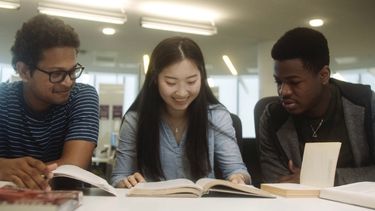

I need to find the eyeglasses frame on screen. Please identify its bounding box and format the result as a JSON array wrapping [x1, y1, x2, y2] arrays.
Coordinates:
[[33, 63, 85, 83]]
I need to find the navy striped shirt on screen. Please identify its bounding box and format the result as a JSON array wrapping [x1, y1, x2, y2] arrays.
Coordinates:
[[0, 81, 99, 162]]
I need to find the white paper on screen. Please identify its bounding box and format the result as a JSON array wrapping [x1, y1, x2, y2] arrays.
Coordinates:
[[53, 164, 117, 196], [300, 142, 341, 188], [319, 182, 375, 209]]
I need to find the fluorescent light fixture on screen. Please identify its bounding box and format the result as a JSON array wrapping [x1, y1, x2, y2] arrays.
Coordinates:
[[141, 17, 217, 36], [102, 27, 116, 35], [222, 55, 238, 76], [143, 54, 150, 73], [139, 2, 219, 23], [334, 56, 358, 64], [0, 0, 20, 9], [49, 0, 128, 10], [309, 19, 324, 27], [38, 2, 126, 24]]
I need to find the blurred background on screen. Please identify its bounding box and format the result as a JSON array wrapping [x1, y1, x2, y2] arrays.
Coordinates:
[[0, 0, 374, 152]]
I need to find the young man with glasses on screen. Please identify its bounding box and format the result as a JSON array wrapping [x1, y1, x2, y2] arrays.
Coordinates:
[[0, 14, 99, 190]]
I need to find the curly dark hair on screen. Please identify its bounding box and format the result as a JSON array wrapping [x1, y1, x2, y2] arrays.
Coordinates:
[[271, 27, 330, 73], [11, 14, 80, 72]]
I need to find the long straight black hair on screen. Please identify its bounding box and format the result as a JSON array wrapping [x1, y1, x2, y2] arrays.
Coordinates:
[[127, 36, 220, 181]]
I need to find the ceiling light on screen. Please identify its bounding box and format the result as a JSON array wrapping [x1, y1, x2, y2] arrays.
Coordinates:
[[102, 27, 116, 35], [139, 2, 219, 23], [309, 19, 324, 27], [207, 78, 215, 87], [143, 54, 150, 73], [222, 55, 238, 76], [48, 0, 128, 10], [141, 17, 217, 36], [0, 0, 20, 9], [38, 2, 127, 24], [334, 56, 358, 64]]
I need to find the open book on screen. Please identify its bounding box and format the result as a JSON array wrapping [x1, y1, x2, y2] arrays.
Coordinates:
[[52, 165, 117, 196], [0, 185, 82, 211], [319, 182, 375, 209], [261, 142, 341, 197], [127, 178, 275, 198]]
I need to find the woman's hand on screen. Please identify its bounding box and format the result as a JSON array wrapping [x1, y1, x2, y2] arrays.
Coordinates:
[[118, 172, 146, 188], [228, 173, 249, 184]]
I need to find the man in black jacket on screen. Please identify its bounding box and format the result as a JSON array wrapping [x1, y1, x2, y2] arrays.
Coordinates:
[[258, 27, 375, 185]]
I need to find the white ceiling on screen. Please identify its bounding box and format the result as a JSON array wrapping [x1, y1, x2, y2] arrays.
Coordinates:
[[0, 0, 375, 75]]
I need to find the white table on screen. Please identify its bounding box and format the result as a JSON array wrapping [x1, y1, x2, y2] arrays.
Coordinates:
[[76, 189, 374, 211]]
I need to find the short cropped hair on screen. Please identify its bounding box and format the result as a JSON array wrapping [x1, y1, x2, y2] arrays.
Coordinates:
[[271, 27, 329, 73], [11, 14, 80, 71]]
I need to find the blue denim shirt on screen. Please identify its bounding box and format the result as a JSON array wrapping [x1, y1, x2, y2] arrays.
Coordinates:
[[111, 104, 250, 186]]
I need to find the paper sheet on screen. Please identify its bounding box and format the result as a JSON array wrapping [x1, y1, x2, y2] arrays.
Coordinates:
[[300, 142, 341, 188]]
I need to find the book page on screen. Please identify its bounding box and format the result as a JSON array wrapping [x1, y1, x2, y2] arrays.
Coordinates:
[[127, 179, 202, 197], [196, 178, 243, 193], [195, 178, 222, 190], [300, 142, 341, 188], [133, 179, 198, 190], [320, 182, 375, 209], [196, 178, 274, 198], [0, 181, 16, 188], [53, 165, 117, 196]]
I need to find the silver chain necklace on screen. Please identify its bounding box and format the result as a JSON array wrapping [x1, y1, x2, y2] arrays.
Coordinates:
[[166, 118, 186, 135], [310, 119, 324, 138]]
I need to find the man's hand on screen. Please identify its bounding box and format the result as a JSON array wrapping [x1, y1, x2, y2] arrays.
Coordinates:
[[0, 157, 56, 190], [117, 172, 146, 188], [278, 160, 300, 183]]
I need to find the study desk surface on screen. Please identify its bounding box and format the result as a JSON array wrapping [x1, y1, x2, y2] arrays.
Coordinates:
[[76, 188, 373, 211]]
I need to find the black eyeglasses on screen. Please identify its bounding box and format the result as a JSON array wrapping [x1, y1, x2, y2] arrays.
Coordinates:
[[34, 63, 85, 83]]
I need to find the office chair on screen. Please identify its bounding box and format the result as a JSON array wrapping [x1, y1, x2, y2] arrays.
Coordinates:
[[254, 96, 279, 140], [248, 96, 279, 187]]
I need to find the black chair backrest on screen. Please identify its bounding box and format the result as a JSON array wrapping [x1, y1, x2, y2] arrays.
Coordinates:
[[250, 96, 279, 187], [242, 138, 261, 187], [254, 96, 279, 142]]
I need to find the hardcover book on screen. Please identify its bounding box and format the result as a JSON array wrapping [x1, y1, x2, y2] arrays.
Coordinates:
[[260, 183, 320, 197], [260, 142, 341, 198], [52, 165, 117, 196], [0, 165, 117, 196], [0, 186, 82, 211], [127, 178, 275, 198]]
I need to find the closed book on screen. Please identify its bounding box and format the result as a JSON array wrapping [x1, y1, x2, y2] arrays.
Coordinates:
[[0, 186, 82, 211], [261, 183, 321, 197], [260, 142, 342, 198]]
